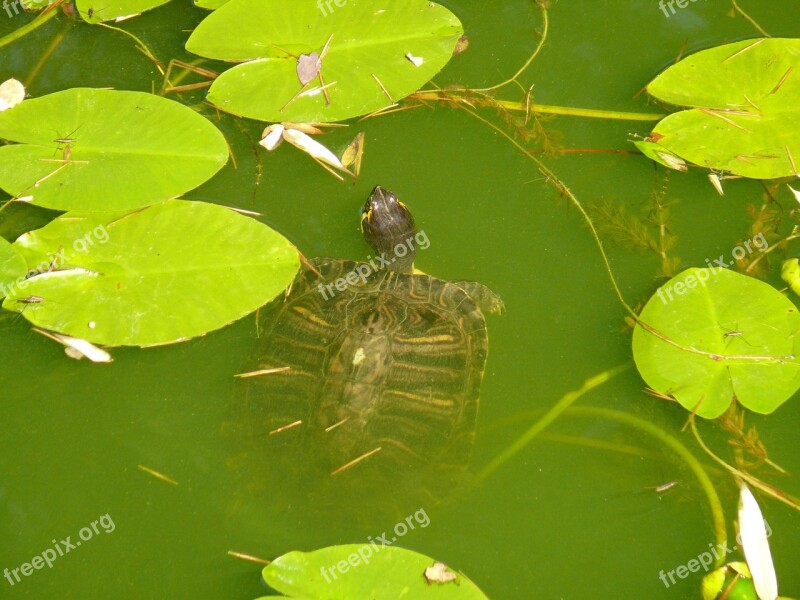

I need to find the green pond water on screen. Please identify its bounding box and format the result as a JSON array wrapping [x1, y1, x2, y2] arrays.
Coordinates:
[[1, 1, 800, 598]]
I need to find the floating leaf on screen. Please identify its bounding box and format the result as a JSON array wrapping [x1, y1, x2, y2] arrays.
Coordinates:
[[76, 0, 171, 23], [643, 38, 800, 179], [701, 563, 758, 600], [0, 88, 228, 211], [0, 236, 27, 299], [259, 545, 487, 599], [186, 0, 463, 123], [781, 258, 800, 296], [2, 200, 299, 347], [632, 268, 800, 418], [194, 0, 227, 9]]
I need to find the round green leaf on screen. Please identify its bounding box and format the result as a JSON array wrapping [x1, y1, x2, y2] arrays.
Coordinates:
[[194, 0, 227, 9], [0, 236, 27, 299], [632, 268, 800, 419], [644, 38, 800, 179], [76, 0, 171, 23], [0, 88, 228, 211], [2, 200, 299, 347], [186, 0, 463, 123], [261, 545, 488, 599]]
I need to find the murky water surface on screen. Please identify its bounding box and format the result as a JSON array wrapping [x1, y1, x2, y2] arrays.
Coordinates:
[[1, 1, 799, 598]]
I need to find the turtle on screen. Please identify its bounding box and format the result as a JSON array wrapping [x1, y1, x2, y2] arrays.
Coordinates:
[[231, 186, 503, 516]]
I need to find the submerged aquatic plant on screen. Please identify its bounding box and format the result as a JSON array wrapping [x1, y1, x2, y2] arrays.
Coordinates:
[[0, 1, 799, 597]]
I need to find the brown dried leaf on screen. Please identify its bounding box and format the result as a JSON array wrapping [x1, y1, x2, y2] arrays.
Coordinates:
[[341, 131, 365, 176], [297, 52, 321, 85]]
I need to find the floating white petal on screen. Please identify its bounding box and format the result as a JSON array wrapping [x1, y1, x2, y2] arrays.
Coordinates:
[[282, 127, 347, 172], [405, 53, 424, 67], [34, 329, 113, 363], [0, 78, 25, 112], [708, 172, 725, 196], [424, 561, 457, 584], [259, 124, 285, 151], [738, 482, 778, 600]]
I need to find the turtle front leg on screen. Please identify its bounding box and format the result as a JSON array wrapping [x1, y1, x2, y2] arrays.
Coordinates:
[[452, 281, 505, 315]]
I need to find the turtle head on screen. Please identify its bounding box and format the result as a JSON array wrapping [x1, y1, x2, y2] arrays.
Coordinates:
[[361, 186, 418, 273]]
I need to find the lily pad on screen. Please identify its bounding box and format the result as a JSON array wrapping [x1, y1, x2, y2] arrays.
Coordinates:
[[643, 38, 800, 179], [2, 200, 299, 347], [76, 0, 172, 23], [194, 0, 227, 10], [0, 236, 27, 299], [632, 268, 800, 419], [185, 0, 463, 123], [259, 545, 487, 599], [0, 88, 228, 211]]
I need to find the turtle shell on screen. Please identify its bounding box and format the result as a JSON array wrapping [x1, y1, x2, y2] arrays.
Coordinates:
[[231, 257, 500, 508]]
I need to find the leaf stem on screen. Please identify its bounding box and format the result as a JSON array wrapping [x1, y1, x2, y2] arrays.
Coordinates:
[[476, 363, 630, 481], [98, 22, 165, 74], [689, 417, 800, 511], [473, 2, 549, 93], [744, 233, 800, 275], [573, 407, 728, 568], [23, 15, 72, 87], [413, 91, 664, 121], [730, 0, 770, 37], [459, 105, 638, 317], [0, 0, 65, 50]]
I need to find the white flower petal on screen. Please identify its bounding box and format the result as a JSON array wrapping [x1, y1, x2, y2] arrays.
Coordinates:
[[259, 124, 284, 151], [405, 53, 424, 67], [738, 482, 778, 600], [0, 78, 25, 112], [708, 172, 725, 196], [34, 329, 113, 363], [282, 128, 347, 171]]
